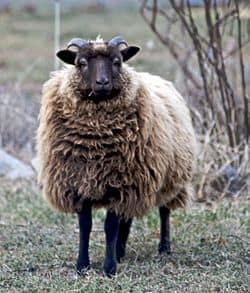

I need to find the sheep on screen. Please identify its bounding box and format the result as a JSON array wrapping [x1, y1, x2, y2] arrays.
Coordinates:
[[37, 36, 196, 277]]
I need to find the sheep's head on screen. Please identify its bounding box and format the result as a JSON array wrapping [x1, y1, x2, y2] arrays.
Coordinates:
[[56, 36, 140, 101]]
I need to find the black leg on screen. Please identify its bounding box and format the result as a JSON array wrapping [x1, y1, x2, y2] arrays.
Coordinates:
[[158, 206, 171, 254], [116, 218, 133, 262], [103, 210, 120, 277], [76, 200, 92, 274]]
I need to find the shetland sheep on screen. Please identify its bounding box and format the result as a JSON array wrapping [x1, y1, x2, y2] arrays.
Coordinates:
[[37, 36, 196, 276]]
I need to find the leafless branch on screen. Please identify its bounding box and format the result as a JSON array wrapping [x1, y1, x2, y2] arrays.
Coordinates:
[[140, 0, 202, 89], [140, 0, 249, 202], [235, 0, 249, 143], [140, 0, 249, 150]]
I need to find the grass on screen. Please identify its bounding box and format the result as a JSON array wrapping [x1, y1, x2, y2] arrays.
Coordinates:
[[0, 179, 249, 292]]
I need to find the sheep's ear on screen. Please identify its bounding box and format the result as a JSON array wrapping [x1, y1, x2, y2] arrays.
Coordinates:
[[121, 46, 140, 62], [56, 50, 76, 65]]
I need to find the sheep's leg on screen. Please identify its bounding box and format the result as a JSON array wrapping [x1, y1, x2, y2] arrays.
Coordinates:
[[76, 200, 92, 274], [158, 206, 171, 254], [116, 218, 133, 262], [103, 210, 120, 277]]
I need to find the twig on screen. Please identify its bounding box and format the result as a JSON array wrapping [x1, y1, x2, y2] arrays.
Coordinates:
[[235, 0, 249, 144], [0, 100, 36, 123], [140, 0, 202, 89]]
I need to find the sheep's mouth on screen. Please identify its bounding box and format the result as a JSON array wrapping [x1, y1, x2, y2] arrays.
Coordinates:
[[94, 89, 112, 97], [89, 88, 120, 103]]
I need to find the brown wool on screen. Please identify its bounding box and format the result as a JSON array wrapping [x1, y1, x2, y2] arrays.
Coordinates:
[[37, 62, 196, 219]]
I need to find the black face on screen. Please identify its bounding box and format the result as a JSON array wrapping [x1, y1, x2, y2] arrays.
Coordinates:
[[57, 39, 140, 102], [76, 50, 122, 100]]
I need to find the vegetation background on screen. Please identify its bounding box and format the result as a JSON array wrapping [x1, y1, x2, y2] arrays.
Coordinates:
[[0, 0, 249, 292]]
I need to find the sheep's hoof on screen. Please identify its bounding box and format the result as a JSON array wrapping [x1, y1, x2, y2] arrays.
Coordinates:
[[116, 255, 124, 263], [103, 260, 116, 277], [116, 247, 125, 263], [158, 243, 171, 255], [76, 261, 90, 276]]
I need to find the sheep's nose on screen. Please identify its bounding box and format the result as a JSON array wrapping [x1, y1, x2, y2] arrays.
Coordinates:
[[96, 77, 109, 85]]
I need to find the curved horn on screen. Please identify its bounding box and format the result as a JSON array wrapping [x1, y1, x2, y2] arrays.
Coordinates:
[[67, 38, 89, 49], [108, 36, 128, 48]]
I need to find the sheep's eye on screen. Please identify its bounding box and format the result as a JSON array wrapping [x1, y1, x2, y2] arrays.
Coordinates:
[[79, 58, 88, 67], [113, 58, 121, 66]]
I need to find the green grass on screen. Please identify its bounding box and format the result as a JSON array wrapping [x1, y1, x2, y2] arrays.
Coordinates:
[[0, 179, 249, 292]]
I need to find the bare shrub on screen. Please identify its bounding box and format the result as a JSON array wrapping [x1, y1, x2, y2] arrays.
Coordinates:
[[140, 0, 249, 202], [0, 87, 39, 161]]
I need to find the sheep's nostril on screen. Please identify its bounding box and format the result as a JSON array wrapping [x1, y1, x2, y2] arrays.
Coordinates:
[[96, 77, 109, 85]]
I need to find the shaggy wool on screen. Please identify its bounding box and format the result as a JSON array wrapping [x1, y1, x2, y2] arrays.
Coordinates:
[[37, 63, 196, 218]]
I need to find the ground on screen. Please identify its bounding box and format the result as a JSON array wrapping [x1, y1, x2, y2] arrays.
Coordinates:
[[0, 179, 249, 292]]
